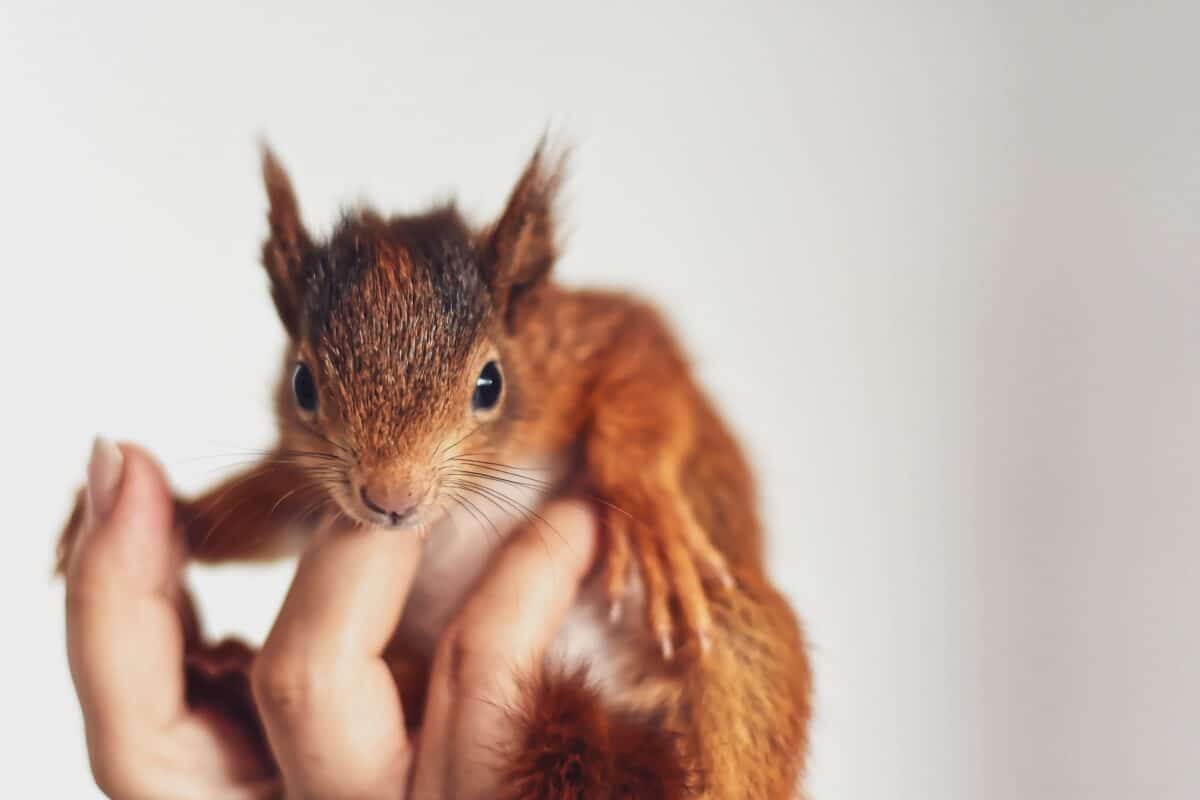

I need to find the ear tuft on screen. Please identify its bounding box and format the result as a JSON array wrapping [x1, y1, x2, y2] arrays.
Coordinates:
[[482, 137, 568, 329], [259, 143, 311, 336]]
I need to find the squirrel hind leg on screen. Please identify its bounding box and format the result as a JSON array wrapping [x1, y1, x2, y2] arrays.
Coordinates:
[[500, 668, 697, 800]]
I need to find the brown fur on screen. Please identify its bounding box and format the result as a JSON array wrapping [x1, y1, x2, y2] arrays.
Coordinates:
[[183, 637, 274, 776], [500, 668, 697, 800], [56, 140, 812, 797]]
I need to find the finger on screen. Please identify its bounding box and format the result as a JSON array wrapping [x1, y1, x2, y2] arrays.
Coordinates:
[[66, 439, 189, 743], [254, 520, 422, 799], [67, 440, 280, 797], [412, 499, 597, 800]]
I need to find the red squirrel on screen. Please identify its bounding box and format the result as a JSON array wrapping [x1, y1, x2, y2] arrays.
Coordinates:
[[58, 140, 812, 798]]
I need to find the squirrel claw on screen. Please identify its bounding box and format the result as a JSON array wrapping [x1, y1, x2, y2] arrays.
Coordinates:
[[598, 483, 726, 658], [601, 510, 632, 625], [659, 632, 675, 661]]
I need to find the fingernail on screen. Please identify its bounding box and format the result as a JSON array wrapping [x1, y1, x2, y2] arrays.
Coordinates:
[[87, 437, 125, 524], [609, 600, 622, 624], [698, 630, 713, 656]]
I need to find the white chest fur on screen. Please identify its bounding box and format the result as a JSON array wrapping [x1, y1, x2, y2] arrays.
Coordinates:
[[394, 459, 639, 700]]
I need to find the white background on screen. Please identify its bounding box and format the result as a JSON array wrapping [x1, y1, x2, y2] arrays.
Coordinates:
[[2, 2, 1198, 798]]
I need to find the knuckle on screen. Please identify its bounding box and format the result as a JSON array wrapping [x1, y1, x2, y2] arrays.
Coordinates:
[[436, 626, 500, 688], [88, 738, 148, 800], [63, 583, 92, 621], [251, 647, 326, 717], [89, 760, 128, 799], [64, 557, 108, 609]]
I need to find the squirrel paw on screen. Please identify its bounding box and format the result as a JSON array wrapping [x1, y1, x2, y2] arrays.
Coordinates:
[[599, 495, 734, 659], [54, 486, 89, 575]]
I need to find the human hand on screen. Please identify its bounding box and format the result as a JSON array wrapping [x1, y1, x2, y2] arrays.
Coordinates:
[[64, 439, 278, 799], [63, 439, 597, 799]]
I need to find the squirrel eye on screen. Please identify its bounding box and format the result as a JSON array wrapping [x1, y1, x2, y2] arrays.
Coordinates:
[[292, 362, 318, 413], [472, 360, 503, 413]]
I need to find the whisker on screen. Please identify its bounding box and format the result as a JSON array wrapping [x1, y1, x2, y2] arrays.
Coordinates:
[[438, 425, 481, 458], [443, 469, 551, 493], [286, 420, 357, 458], [444, 479, 566, 552], [447, 491, 502, 546], [448, 455, 555, 474], [457, 482, 561, 561], [448, 458, 640, 525], [267, 484, 313, 517], [445, 461, 555, 488]]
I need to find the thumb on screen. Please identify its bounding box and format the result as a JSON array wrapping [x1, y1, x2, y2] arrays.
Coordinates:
[[68, 439, 181, 594], [66, 439, 190, 735]]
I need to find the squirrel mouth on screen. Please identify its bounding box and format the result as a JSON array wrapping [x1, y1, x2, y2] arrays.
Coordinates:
[[334, 484, 443, 532], [358, 485, 415, 527]]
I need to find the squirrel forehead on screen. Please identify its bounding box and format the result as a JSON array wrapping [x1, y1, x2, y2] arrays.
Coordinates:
[[302, 209, 493, 423]]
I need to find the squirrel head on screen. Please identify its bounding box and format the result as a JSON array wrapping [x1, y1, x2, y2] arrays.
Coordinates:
[[259, 142, 563, 529]]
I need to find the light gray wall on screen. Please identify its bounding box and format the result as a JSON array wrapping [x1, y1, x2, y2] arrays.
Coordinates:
[[2, 2, 1196, 797]]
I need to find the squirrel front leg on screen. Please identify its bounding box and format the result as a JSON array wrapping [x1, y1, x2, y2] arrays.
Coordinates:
[[586, 385, 734, 658], [56, 453, 318, 573], [177, 456, 326, 563]]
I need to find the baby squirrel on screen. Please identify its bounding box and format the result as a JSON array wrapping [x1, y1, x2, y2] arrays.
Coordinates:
[[58, 140, 811, 798]]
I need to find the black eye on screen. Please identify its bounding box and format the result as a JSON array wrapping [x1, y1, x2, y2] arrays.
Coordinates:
[[472, 360, 503, 412], [292, 362, 318, 413]]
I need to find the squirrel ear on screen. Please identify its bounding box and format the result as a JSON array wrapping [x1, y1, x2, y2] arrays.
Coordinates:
[[480, 139, 566, 329], [260, 145, 311, 337]]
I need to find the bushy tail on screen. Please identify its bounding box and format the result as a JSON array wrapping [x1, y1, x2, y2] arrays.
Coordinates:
[[500, 668, 698, 800], [501, 573, 811, 800]]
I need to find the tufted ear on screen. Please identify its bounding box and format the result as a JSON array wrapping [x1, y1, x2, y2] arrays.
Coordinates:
[[480, 140, 566, 330], [260, 145, 312, 337]]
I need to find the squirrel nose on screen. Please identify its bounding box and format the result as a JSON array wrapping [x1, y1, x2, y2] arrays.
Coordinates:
[[360, 481, 422, 525]]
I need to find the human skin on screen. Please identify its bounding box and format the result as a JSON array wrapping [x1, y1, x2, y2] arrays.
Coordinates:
[[63, 439, 597, 799]]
